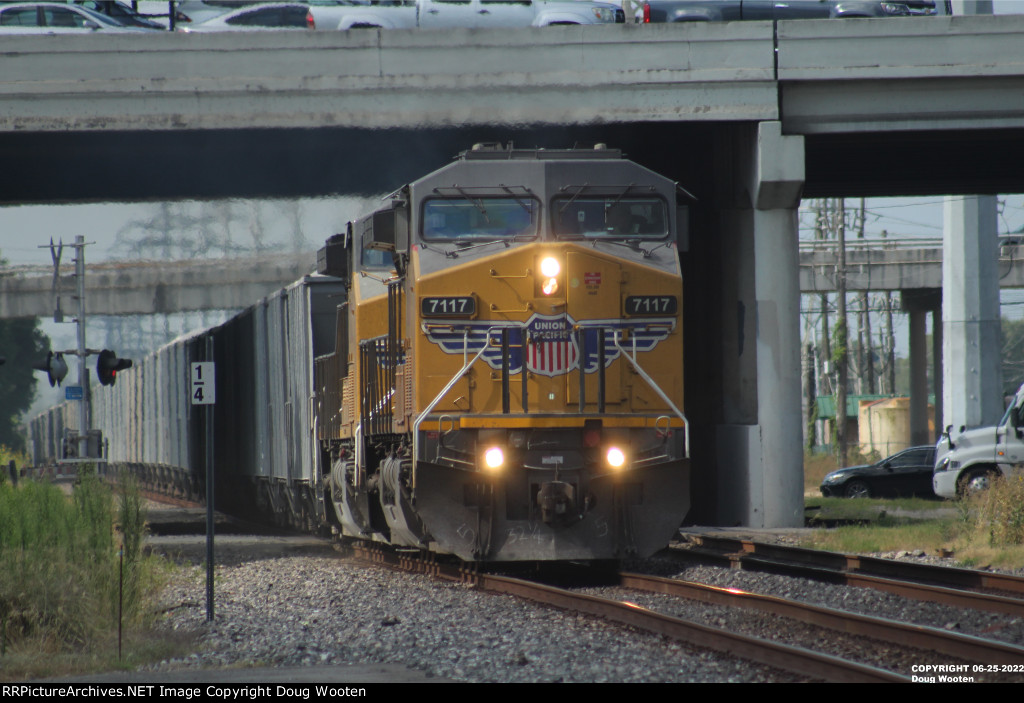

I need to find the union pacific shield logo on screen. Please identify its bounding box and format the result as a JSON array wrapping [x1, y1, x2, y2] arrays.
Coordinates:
[[525, 316, 577, 376], [422, 312, 674, 378]]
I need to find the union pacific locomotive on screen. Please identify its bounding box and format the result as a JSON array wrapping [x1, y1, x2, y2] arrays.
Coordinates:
[[315, 144, 690, 560]]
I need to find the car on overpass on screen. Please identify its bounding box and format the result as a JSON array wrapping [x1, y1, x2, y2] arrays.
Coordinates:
[[73, 0, 166, 28], [639, 0, 949, 23], [177, 2, 314, 30], [0, 2, 160, 31]]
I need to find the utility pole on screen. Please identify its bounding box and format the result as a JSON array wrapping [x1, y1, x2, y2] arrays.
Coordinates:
[[835, 199, 849, 466], [857, 198, 876, 395], [804, 342, 817, 448], [37, 237, 133, 465], [73, 235, 91, 461], [881, 229, 896, 395], [40, 237, 93, 461]]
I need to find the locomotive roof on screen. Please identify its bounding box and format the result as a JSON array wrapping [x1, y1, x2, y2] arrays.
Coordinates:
[[457, 143, 624, 161]]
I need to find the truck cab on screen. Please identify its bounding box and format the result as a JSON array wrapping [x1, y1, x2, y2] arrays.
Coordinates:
[[933, 383, 1024, 498]]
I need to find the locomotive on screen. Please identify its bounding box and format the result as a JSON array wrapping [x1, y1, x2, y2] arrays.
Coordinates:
[[314, 144, 690, 561]]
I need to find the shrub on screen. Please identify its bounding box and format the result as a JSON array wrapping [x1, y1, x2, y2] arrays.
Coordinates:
[[971, 474, 1024, 546], [0, 471, 151, 655]]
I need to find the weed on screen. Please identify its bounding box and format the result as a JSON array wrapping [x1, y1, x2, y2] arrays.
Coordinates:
[[967, 474, 1024, 546], [0, 473, 163, 672]]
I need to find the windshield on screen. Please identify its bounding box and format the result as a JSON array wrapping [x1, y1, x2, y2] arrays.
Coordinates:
[[552, 196, 668, 239], [422, 197, 538, 241]]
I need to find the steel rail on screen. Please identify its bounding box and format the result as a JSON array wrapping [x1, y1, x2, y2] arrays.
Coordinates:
[[675, 535, 1024, 616], [473, 572, 908, 683], [618, 572, 1024, 666], [349, 544, 906, 682], [714, 535, 1024, 595]]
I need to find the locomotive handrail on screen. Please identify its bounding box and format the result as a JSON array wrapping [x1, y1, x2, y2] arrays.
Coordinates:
[[490, 302, 534, 314], [411, 327, 501, 492], [489, 268, 532, 279], [613, 331, 690, 460]]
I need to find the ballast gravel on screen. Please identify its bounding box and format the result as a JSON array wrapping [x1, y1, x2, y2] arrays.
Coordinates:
[[146, 538, 1024, 683], [655, 556, 1024, 647], [149, 554, 802, 683]]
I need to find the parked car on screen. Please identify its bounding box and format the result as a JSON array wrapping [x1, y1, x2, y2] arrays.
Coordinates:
[[177, 2, 314, 30], [309, 0, 623, 31], [73, 0, 167, 28], [639, 0, 945, 23], [820, 445, 937, 498], [0, 2, 159, 32]]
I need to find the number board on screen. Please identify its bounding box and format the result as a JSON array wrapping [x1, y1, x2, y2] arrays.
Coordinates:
[[421, 296, 476, 318], [191, 362, 216, 405], [625, 295, 677, 316]]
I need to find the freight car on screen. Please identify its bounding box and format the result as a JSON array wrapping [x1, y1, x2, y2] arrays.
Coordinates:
[[28, 144, 691, 563], [29, 275, 347, 529]]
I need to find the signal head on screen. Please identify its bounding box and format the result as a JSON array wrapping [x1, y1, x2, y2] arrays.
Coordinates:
[[33, 351, 68, 387], [96, 349, 132, 387]]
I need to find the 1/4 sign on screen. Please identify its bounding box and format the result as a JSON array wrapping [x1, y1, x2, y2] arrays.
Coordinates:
[[191, 362, 216, 405]]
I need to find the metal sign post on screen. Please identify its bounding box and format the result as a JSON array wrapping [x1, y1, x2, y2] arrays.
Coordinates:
[[191, 351, 215, 621]]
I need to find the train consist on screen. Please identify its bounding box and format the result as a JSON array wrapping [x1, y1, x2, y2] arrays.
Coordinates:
[[29, 144, 691, 562]]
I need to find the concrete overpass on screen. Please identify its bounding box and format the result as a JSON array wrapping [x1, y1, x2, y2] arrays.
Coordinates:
[[799, 238, 1024, 292], [3, 16, 1024, 200], [5, 13, 1023, 529], [0, 254, 314, 318], [2, 237, 1019, 319]]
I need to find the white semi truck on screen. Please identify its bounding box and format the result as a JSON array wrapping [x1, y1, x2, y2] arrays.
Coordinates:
[[933, 384, 1024, 498]]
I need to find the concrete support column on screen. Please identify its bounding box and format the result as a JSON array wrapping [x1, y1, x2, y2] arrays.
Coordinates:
[[714, 121, 805, 528], [909, 306, 928, 445], [903, 289, 941, 446], [942, 196, 1002, 430], [932, 312, 943, 431]]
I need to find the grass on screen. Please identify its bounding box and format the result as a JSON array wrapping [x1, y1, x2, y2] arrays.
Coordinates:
[[800, 476, 1024, 570], [0, 465, 198, 681]]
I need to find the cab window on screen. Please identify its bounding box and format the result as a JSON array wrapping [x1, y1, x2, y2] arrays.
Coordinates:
[[422, 197, 538, 241], [361, 248, 391, 269], [552, 197, 668, 239]]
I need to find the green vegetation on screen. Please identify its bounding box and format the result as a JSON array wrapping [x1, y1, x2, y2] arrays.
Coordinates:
[[0, 469, 192, 680], [803, 450, 1024, 568], [802, 478, 1024, 570], [0, 446, 29, 479]]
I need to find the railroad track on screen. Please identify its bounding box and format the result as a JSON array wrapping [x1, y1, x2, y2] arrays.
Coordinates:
[[351, 544, 1024, 683], [673, 533, 1024, 617]]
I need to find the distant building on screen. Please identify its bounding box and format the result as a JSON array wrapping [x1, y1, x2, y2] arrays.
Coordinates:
[[813, 394, 934, 458]]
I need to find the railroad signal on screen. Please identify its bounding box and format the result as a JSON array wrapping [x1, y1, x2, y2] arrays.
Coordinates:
[[33, 351, 68, 387], [96, 349, 132, 386]]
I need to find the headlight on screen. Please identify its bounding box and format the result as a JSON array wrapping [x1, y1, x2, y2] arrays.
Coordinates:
[[484, 446, 504, 470], [822, 473, 844, 485], [539, 256, 560, 296], [935, 456, 950, 473], [879, 2, 910, 14], [606, 446, 626, 469], [591, 6, 616, 22]]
